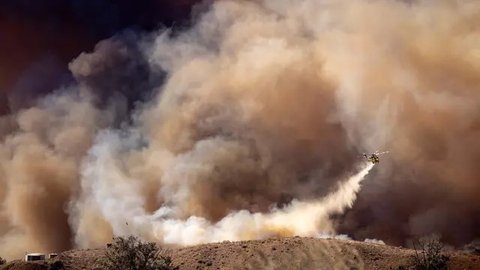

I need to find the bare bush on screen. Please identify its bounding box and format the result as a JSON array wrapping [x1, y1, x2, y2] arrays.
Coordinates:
[[0, 256, 5, 266], [411, 235, 449, 270], [102, 236, 173, 270], [49, 260, 64, 270]]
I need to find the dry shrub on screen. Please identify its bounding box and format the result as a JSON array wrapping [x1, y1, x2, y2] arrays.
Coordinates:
[[48, 260, 64, 270], [102, 236, 173, 270], [411, 235, 449, 270]]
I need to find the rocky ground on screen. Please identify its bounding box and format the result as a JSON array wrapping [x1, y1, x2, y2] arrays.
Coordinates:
[[2, 237, 480, 270]]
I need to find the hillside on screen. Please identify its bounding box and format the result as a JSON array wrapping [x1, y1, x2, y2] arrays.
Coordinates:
[[2, 237, 480, 270]]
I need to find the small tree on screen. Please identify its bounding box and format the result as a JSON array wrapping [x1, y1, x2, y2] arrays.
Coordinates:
[[102, 236, 173, 270], [0, 256, 5, 265], [411, 235, 449, 270]]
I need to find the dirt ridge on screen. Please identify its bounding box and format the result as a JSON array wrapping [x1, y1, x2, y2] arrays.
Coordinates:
[[2, 237, 480, 270]]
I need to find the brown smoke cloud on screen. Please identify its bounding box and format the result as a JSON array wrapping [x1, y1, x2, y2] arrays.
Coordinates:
[[1, 0, 480, 259], [0, 92, 110, 257]]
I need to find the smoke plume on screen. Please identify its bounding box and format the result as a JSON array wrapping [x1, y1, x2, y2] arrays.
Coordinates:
[[0, 0, 202, 114], [1, 0, 480, 259]]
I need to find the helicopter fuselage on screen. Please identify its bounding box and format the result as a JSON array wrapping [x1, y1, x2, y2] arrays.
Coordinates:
[[363, 153, 380, 164]]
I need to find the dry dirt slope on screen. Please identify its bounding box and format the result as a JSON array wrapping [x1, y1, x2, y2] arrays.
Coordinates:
[[2, 237, 480, 270]]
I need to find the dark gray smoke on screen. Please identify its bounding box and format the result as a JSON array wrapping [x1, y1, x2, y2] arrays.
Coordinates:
[[0, 0, 202, 114]]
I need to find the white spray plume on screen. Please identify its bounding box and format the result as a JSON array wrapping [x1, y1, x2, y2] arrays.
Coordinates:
[[78, 136, 373, 246]]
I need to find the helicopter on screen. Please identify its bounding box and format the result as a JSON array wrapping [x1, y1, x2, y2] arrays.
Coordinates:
[[362, 151, 389, 164]]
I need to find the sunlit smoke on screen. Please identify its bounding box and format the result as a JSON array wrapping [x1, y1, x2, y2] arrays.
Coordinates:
[[79, 155, 372, 246], [1, 0, 480, 260], [156, 163, 372, 245]]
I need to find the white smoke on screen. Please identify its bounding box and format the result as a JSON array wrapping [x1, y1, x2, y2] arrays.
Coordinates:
[[77, 135, 373, 247], [364, 238, 386, 245]]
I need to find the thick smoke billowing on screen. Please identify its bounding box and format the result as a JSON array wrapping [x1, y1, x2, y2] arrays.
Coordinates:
[[0, 0, 203, 114], [1, 0, 480, 259]]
